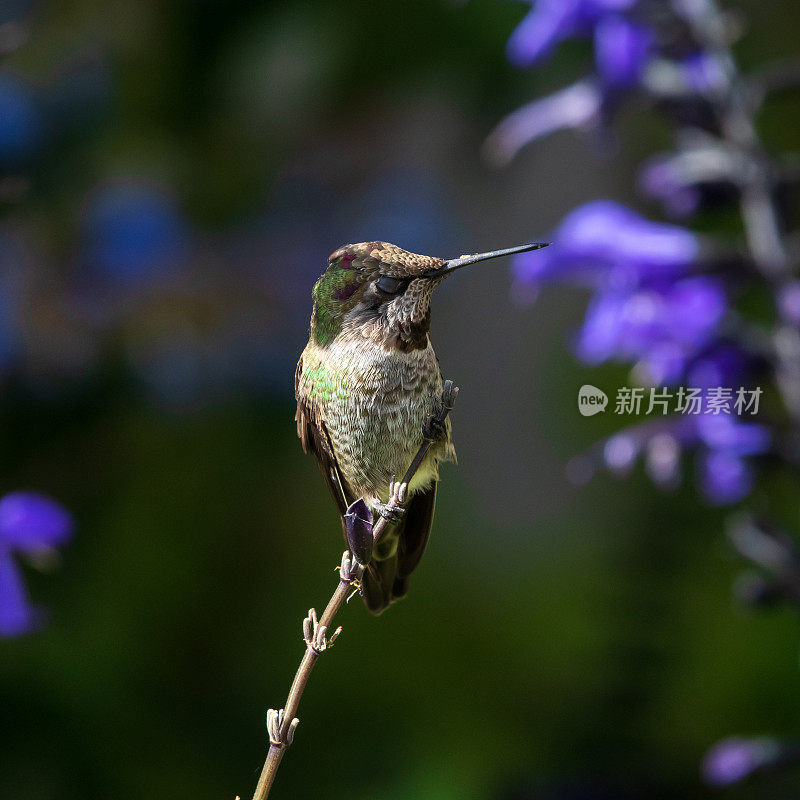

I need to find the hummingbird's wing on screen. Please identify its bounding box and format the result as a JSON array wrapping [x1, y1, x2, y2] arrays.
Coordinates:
[[362, 481, 437, 615], [295, 357, 352, 516]]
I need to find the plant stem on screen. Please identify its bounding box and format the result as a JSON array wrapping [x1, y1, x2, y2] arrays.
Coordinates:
[[251, 575, 354, 800], [249, 381, 457, 799]]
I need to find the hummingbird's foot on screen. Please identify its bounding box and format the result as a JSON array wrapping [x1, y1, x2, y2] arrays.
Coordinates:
[[267, 708, 299, 748], [302, 607, 342, 653], [423, 380, 460, 442], [376, 500, 404, 523]]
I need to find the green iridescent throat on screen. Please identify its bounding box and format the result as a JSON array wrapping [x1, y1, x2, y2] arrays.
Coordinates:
[[310, 264, 360, 346]]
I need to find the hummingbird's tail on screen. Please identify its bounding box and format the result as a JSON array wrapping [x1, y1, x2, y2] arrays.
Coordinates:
[[360, 482, 437, 615]]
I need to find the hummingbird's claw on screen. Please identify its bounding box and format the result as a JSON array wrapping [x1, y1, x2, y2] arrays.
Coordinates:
[[376, 500, 404, 523], [267, 708, 299, 747], [376, 480, 408, 522], [424, 381, 460, 442], [389, 479, 408, 504], [441, 380, 459, 412]]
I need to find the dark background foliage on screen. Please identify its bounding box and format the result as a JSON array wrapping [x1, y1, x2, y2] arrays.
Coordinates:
[[2, 0, 800, 798]]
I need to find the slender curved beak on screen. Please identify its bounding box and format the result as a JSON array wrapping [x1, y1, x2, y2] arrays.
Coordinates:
[[426, 241, 550, 277]]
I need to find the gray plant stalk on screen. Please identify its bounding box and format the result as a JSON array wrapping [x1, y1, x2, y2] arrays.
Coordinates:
[[248, 382, 459, 800]]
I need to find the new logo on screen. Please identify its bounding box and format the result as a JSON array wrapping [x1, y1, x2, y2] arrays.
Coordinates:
[[578, 385, 608, 416]]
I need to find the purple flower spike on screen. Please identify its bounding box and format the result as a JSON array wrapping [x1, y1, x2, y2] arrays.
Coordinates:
[[594, 15, 652, 89], [702, 737, 782, 786], [344, 498, 373, 566], [0, 492, 73, 638]]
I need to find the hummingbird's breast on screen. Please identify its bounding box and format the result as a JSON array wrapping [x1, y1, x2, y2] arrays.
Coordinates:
[[297, 334, 455, 507]]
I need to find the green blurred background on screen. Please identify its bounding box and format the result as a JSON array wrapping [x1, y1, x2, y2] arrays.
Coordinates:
[[2, 0, 800, 798]]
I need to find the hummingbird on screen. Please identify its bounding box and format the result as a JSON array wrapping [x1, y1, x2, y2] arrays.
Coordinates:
[[295, 240, 548, 614]]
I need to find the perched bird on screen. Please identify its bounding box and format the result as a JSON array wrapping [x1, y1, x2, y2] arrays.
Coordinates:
[[296, 240, 548, 614]]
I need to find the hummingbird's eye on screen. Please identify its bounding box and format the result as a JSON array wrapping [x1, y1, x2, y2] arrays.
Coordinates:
[[375, 275, 408, 295]]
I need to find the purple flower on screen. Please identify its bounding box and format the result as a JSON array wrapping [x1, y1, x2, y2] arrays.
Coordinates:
[[485, 80, 601, 167], [594, 15, 652, 89], [778, 281, 800, 326], [639, 156, 702, 217], [694, 415, 770, 505], [703, 737, 783, 786], [574, 277, 726, 377], [581, 407, 767, 504], [513, 201, 699, 294], [506, 0, 637, 67], [698, 449, 755, 505], [686, 344, 754, 391], [681, 52, 728, 94], [0, 492, 73, 637]]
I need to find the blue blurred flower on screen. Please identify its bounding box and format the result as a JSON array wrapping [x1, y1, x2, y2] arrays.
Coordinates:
[[686, 343, 754, 391], [574, 276, 726, 381], [485, 80, 602, 166], [695, 415, 770, 505], [83, 180, 189, 284], [586, 409, 768, 505], [0, 492, 73, 637], [0, 71, 41, 165], [513, 200, 699, 296], [594, 15, 652, 89], [639, 156, 702, 217], [702, 737, 785, 786], [681, 52, 728, 94], [506, 0, 637, 68]]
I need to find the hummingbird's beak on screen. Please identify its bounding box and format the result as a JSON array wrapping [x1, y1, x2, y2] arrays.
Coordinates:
[[426, 242, 550, 277]]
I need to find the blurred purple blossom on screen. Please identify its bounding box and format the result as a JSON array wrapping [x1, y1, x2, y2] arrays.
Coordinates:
[[506, 0, 636, 68], [0, 491, 73, 637], [582, 410, 769, 505], [513, 200, 699, 296], [695, 415, 770, 504], [575, 276, 726, 381], [702, 737, 785, 786], [594, 15, 652, 89], [681, 52, 728, 95], [485, 80, 601, 166], [639, 156, 702, 217]]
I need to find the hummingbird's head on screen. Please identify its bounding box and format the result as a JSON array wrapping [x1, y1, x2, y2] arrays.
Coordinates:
[[309, 240, 548, 351]]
